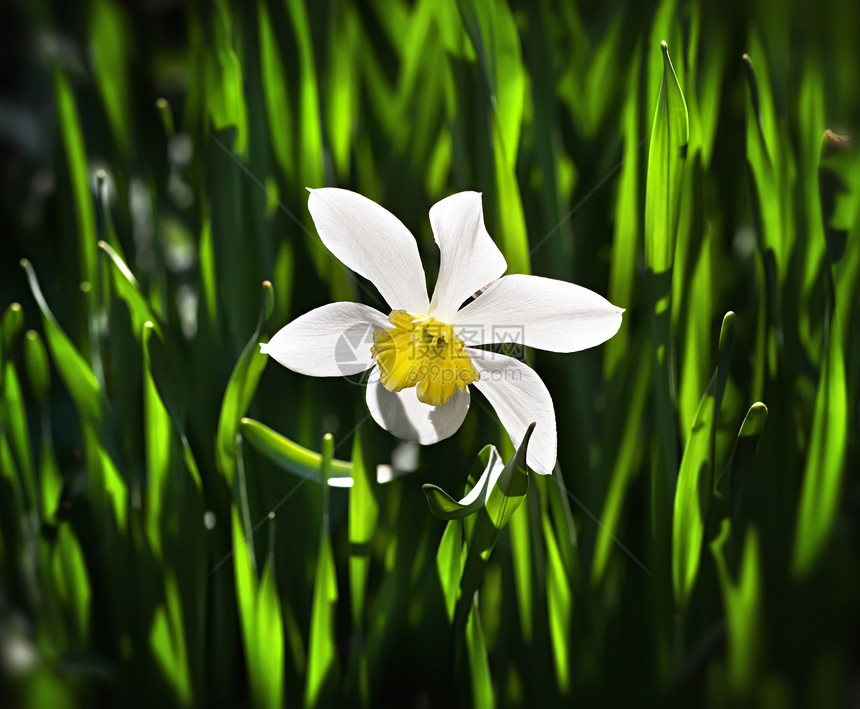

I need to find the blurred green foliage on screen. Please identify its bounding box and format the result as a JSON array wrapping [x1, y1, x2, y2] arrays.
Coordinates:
[[1, 0, 859, 706]]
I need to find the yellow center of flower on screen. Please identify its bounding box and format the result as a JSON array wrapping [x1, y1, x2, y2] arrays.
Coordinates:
[[370, 310, 480, 406]]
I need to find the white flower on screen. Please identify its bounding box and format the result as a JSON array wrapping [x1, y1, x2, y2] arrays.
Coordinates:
[[261, 189, 623, 475]]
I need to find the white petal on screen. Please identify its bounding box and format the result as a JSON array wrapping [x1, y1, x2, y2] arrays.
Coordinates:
[[459, 446, 504, 505], [454, 274, 624, 353], [308, 188, 429, 313], [365, 368, 470, 445], [428, 192, 507, 320], [467, 348, 557, 475], [261, 302, 388, 376]]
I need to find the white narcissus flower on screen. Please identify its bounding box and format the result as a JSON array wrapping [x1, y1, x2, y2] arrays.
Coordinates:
[[261, 189, 624, 475]]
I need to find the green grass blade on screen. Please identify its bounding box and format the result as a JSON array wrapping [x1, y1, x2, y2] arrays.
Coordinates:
[[645, 41, 689, 279], [241, 417, 352, 483], [21, 260, 102, 422], [711, 520, 763, 695], [673, 313, 736, 607], [792, 314, 848, 576], [305, 434, 339, 708], [216, 282, 273, 483], [348, 428, 378, 623], [99, 241, 162, 339]]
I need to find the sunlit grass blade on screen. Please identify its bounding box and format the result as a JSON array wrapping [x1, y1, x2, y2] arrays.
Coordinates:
[[436, 519, 466, 624], [458, 0, 530, 272], [717, 402, 768, 516], [541, 511, 571, 695], [241, 417, 352, 484], [465, 602, 494, 709], [143, 322, 173, 560], [792, 313, 847, 576], [673, 312, 736, 607], [207, 0, 248, 156], [305, 434, 339, 708], [52, 523, 91, 647], [149, 573, 192, 706], [423, 445, 503, 519], [711, 520, 762, 695], [348, 428, 377, 624], [216, 281, 273, 484], [592, 340, 651, 584], [89, 0, 131, 153], [645, 41, 689, 279], [21, 260, 103, 422], [452, 424, 533, 630], [53, 67, 98, 297], [257, 0, 293, 181], [99, 241, 161, 338]]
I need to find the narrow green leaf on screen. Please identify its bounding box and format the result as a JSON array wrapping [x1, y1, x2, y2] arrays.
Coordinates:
[[241, 417, 352, 484], [453, 425, 534, 629], [348, 428, 378, 623], [89, 0, 131, 151], [23, 330, 50, 403], [465, 601, 494, 709], [21, 260, 102, 421], [149, 573, 192, 706], [792, 314, 848, 576], [673, 313, 736, 607], [99, 241, 161, 339], [305, 435, 339, 708], [143, 322, 173, 560], [1, 302, 23, 351], [644, 41, 689, 278], [52, 524, 91, 646], [257, 0, 293, 180], [711, 520, 763, 694], [207, 0, 248, 155], [436, 519, 466, 624], [216, 282, 273, 483], [542, 512, 571, 695], [253, 560, 286, 709], [53, 67, 98, 287], [423, 446, 504, 520]]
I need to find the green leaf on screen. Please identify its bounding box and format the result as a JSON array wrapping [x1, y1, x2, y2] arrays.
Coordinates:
[[89, 0, 131, 151], [207, 0, 248, 156], [423, 445, 503, 520], [241, 417, 353, 484], [216, 281, 273, 483], [645, 41, 689, 278], [52, 524, 91, 646], [672, 313, 736, 607], [711, 520, 763, 694], [23, 330, 51, 403], [53, 67, 98, 287], [716, 402, 768, 509], [252, 560, 286, 709], [1, 361, 35, 508], [149, 573, 192, 706], [99, 241, 161, 339], [452, 424, 534, 629], [1, 302, 23, 351], [465, 601, 494, 709], [792, 314, 848, 576], [305, 435, 339, 708], [143, 322, 173, 560], [348, 428, 378, 623], [436, 519, 466, 624], [21, 260, 102, 422], [542, 508, 572, 695], [257, 0, 293, 180], [458, 0, 530, 273]]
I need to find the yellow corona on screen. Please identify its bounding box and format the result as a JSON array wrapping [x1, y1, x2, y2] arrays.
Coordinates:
[[370, 310, 479, 406]]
